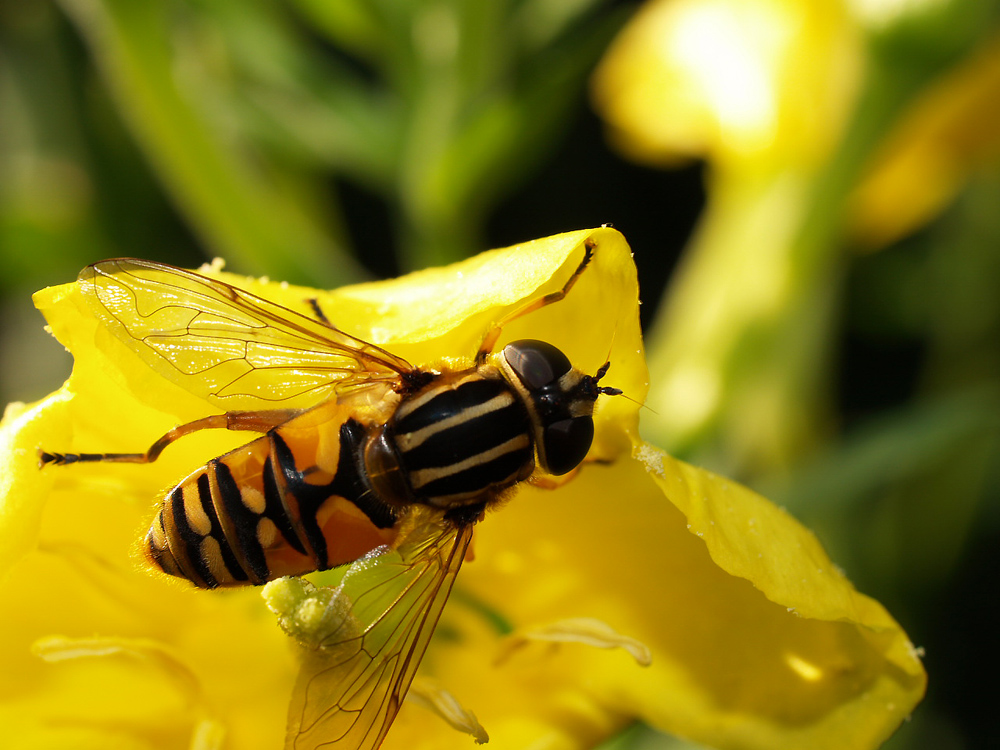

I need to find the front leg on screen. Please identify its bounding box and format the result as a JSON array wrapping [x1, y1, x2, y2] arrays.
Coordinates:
[[527, 466, 581, 491]]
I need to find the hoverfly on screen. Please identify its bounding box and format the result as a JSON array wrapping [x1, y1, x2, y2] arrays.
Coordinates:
[[40, 241, 620, 749]]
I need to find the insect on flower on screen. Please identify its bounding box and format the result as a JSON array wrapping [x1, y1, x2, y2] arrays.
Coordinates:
[[39, 240, 622, 750]]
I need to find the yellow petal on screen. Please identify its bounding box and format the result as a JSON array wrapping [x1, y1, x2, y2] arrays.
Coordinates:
[[32, 635, 203, 706], [2, 227, 923, 750], [0, 395, 67, 582], [405, 447, 925, 750], [1, 228, 642, 750]]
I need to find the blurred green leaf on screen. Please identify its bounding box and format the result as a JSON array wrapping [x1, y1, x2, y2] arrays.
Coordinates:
[[766, 386, 998, 511], [288, 0, 383, 58], [186, 1, 400, 188], [441, 10, 625, 221], [404, 8, 625, 266], [0, 3, 105, 288], [597, 722, 708, 750], [57, 0, 364, 285], [760, 178, 1000, 640], [515, 0, 609, 51]]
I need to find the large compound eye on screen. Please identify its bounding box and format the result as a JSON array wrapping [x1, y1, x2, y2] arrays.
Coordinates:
[[503, 340, 572, 390], [543, 417, 594, 475]]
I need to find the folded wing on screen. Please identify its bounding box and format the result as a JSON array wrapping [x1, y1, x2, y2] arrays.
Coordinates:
[[79, 259, 414, 409]]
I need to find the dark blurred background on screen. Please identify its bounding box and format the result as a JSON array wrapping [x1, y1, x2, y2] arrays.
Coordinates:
[[2, 1, 998, 748]]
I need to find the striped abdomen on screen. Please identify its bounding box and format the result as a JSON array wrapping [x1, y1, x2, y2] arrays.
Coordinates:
[[390, 372, 534, 506], [144, 401, 400, 589], [145, 369, 539, 588]]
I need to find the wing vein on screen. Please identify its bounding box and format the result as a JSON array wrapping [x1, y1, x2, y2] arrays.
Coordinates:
[[79, 259, 415, 409]]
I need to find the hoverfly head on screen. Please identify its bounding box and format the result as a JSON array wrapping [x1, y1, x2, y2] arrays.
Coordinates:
[[500, 340, 620, 476]]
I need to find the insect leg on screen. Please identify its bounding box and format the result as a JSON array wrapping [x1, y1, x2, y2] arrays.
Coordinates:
[[305, 297, 334, 328], [476, 238, 596, 363], [527, 467, 580, 490], [38, 409, 298, 468], [527, 453, 617, 490]]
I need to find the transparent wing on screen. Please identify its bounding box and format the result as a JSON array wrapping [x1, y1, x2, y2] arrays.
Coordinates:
[[79, 259, 414, 408], [282, 515, 474, 750]]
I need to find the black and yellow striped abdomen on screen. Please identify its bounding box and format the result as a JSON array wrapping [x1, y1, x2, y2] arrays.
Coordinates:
[[144, 369, 539, 588], [145, 362, 582, 589], [144, 401, 402, 588]]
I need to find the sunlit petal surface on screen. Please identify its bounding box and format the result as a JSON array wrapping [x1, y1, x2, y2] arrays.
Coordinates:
[[0, 228, 922, 749]]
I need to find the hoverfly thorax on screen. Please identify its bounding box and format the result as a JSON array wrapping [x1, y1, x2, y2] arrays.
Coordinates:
[[364, 338, 619, 517], [499, 339, 621, 476]]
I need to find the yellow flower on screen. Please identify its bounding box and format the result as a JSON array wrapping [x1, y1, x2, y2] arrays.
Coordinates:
[[591, 0, 869, 467], [1, 228, 923, 749], [591, 0, 861, 173]]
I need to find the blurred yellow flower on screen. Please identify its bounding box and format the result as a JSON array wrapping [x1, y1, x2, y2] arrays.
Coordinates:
[[592, 0, 861, 172], [591, 0, 870, 467], [0, 228, 923, 749], [592, 0, 999, 470]]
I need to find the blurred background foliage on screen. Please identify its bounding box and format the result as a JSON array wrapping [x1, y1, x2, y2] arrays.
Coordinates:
[[2, 0, 999, 748]]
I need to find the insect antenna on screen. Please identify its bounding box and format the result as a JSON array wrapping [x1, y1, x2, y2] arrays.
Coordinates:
[[591, 368, 650, 411], [590, 327, 653, 412]]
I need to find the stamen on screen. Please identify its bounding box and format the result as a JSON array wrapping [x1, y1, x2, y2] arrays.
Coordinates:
[[32, 634, 204, 706], [409, 678, 489, 744], [190, 718, 227, 750], [496, 617, 652, 666]]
